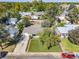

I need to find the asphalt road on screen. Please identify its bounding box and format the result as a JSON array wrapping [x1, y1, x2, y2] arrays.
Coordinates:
[[2, 55, 79, 59], [27, 55, 62, 59], [2, 55, 62, 59]]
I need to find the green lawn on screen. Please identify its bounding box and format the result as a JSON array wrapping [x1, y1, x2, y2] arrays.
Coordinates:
[[28, 39, 61, 52], [0, 45, 16, 52], [61, 39, 79, 52]]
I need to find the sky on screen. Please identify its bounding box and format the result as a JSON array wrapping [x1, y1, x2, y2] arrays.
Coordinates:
[[0, 0, 79, 2]]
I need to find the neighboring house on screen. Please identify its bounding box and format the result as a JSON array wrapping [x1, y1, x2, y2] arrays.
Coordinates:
[[19, 12, 32, 17], [31, 15, 39, 20], [34, 12, 44, 16], [19, 12, 44, 19], [7, 25, 19, 38], [55, 24, 79, 38], [6, 18, 18, 25], [56, 15, 70, 24]]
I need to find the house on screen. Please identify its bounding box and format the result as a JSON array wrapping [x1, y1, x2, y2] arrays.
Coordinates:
[[34, 12, 44, 16], [56, 15, 70, 24], [7, 25, 19, 38], [19, 12, 44, 20], [6, 18, 18, 25], [19, 12, 32, 17], [31, 12, 44, 20], [31, 15, 39, 20], [55, 24, 79, 38]]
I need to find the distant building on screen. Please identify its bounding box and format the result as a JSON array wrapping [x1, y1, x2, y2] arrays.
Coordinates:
[[6, 18, 18, 25], [31, 15, 39, 20], [34, 12, 44, 16], [55, 24, 79, 38], [56, 15, 70, 24], [19, 12, 44, 20], [19, 12, 32, 17]]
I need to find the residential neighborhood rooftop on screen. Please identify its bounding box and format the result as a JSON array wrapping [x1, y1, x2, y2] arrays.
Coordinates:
[[56, 24, 79, 34]]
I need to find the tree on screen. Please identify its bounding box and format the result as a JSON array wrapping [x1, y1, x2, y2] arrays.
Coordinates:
[[40, 29, 51, 45], [68, 7, 79, 24], [46, 3, 62, 17], [68, 27, 79, 45], [68, 4, 76, 10], [47, 34, 61, 49], [22, 16, 31, 27], [40, 29, 61, 49], [17, 23, 24, 34], [0, 25, 10, 50], [41, 20, 52, 27]]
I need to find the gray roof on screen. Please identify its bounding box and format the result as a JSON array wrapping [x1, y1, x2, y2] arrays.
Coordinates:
[[8, 26, 19, 35], [23, 24, 44, 34], [34, 12, 44, 16], [19, 12, 32, 17], [56, 24, 79, 34], [7, 18, 18, 25]]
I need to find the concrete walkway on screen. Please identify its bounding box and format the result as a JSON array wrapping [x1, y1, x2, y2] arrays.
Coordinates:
[[59, 43, 65, 52], [13, 33, 29, 53]]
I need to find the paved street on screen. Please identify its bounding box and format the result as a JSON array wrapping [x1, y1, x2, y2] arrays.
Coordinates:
[[2, 55, 79, 59], [1, 52, 79, 59], [2, 55, 62, 59]]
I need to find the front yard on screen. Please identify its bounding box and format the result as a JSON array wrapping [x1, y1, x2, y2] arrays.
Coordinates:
[[28, 39, 61, 52], [61, 39, 79, 52]]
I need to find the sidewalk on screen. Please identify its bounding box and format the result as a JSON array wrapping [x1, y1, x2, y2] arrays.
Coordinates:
[[59, 43, 65, 52]]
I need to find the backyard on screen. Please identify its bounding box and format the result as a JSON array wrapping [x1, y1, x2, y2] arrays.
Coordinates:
[[61, 39, 79, 52], [28, 39, 61, 52]]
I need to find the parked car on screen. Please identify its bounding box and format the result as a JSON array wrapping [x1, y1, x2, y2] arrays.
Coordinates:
[[0, 51, 8, 58], [75, 53, 79, 58], [61, 52, 75, 58]]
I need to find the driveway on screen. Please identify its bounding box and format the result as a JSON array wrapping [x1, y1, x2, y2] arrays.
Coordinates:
[[13, 33, 29, 53]]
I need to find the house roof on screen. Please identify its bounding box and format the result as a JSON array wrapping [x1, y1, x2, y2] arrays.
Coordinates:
[[58, 16, 65, 20], [57, 24, 79, 34], [19, 12, 32, 17], [57, 27, 69, 33], [7, 18, 18, 25], [31, 15, 39, 20], [65, 24, 79, 28], [8, 26, 19, 35], [34, 12, 44, 16]]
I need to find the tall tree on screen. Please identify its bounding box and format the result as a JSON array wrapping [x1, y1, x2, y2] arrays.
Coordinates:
[[68, 7, 79, 24], [68, 27, 79, 45]]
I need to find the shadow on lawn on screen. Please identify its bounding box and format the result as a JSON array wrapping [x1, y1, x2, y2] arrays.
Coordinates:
[[2, 34, 23, 50]]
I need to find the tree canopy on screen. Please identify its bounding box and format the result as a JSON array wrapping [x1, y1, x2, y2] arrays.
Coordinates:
[[68, 27, 79, 45]]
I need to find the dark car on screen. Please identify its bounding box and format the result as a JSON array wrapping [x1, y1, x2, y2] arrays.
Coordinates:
[[0, 51, 8, 58], [61, 52, 75, 58]]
